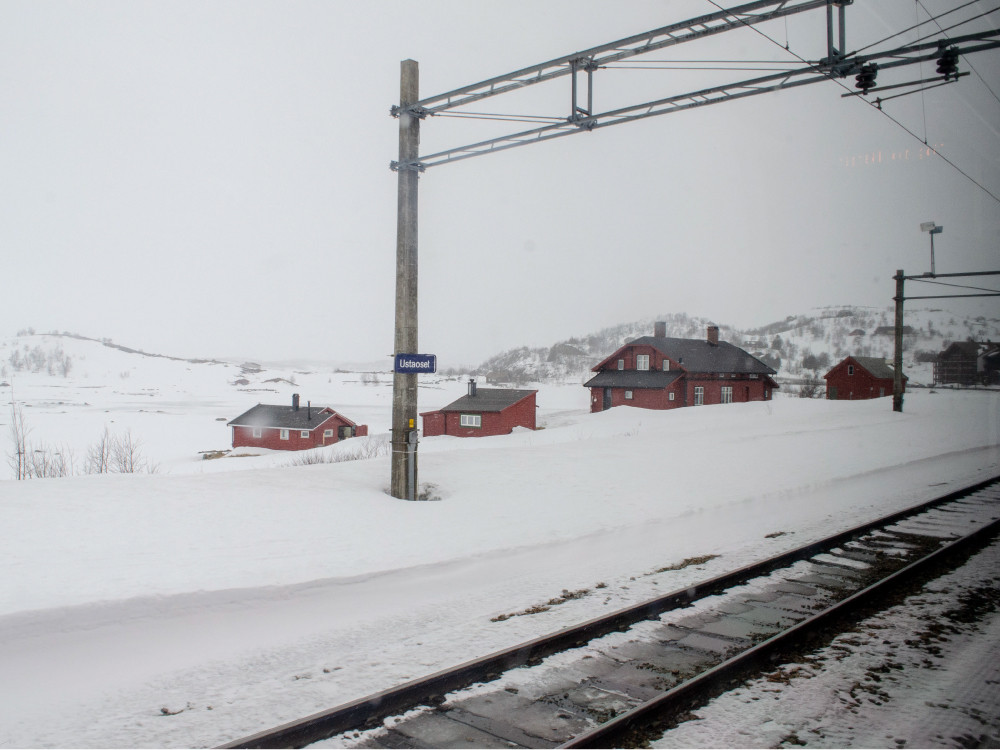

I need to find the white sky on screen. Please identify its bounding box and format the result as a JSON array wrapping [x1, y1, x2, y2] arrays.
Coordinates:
[[2, 1, 998, 367]]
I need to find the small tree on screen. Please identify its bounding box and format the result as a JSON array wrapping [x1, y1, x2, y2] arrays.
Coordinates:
[[85, 427, 113, 474], [111, 430, 145, 474], [8, 403, 30, 480]]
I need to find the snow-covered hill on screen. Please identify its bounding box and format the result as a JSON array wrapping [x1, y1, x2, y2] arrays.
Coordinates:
[[465, 307, 1000, 388]]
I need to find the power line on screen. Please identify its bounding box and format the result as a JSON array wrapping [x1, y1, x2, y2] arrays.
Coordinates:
[[909, 278, 1000, 294], [854, 0, 982, 53], [702, 0, 1000, 206], [916, 0, 1000, 108]]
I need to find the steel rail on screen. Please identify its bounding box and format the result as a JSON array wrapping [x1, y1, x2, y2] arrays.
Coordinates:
[[564, 498, 1000, 748], [220, 474, 1000, 749]]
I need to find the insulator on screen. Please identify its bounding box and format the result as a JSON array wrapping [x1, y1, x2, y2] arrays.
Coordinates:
[[936, 48, 959, 81], [854, 63, 877, 93]]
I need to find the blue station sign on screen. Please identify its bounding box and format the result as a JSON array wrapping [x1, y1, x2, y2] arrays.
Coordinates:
[[394, 353, 437, 374]]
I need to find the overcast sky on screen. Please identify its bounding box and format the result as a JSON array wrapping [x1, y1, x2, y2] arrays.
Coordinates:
[[2, 1, 998, 367]]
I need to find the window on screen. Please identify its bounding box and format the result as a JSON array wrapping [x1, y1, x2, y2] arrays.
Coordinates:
[[625, 390, 633, 400], [721, 386, 733, 404], [300, 430, 310, 438], [279, 429, 289, 440], [617, 359, 625, 370], [323, 429, 334, 438], [669, 392, 675, 401], [460, 414, 482, 428], [694, 386, 704, 405], [848, 365, 855, 375], [663, 359, 670, 371], [750, 373, 758, 379], [636, 354, 649, 371], [252, 427, 262, 438]]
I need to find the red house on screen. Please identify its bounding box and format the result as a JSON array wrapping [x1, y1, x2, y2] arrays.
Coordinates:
[[228, 394, 368, 451], [824, 356, 905, 400], [585, 323, 778, 412], [421, 380, 537, 437]]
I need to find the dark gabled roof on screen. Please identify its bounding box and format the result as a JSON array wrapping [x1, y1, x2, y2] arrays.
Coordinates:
[[595, 336, 777, 376], [824, 356, 907, 382], [851, 356, 897, 380], [584, 371, 685, 389], [228, 404, 352, 431], [433, 388, 536, 414]]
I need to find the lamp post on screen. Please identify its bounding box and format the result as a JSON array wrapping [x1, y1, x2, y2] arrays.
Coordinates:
[[920, 221, 943, 276]]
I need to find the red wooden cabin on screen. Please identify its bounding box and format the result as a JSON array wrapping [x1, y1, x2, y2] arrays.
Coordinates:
[[421, 380, 537, 437], [228, 394, 368, 451], [824, 356, 905, 400]]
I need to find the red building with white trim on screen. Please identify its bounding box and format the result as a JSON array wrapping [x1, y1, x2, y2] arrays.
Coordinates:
[[421, 380, 537, 437], [228, 394, 368, 451], [585, 323, 778, 412]]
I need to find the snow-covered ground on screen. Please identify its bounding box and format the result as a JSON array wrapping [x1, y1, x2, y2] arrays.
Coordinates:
[[0, 335, 998, 748]]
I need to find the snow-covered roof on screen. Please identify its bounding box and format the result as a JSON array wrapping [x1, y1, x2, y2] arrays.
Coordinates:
[[228, 404, 351, 431], [429, 388, 536, 414], [595, 336, 776, 375]]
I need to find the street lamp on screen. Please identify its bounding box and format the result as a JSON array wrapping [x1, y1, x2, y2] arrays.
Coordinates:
[[920, 221, 943, 276]]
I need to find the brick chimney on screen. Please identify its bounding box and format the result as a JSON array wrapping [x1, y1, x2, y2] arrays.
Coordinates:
[[654, 321, 666, 338], [468, 378, 477, 397], [292, 393, 300, 411], [707, 325, 719, 346]]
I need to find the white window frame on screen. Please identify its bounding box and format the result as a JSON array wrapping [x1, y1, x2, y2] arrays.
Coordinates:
[[625, 390, 633, 400], [721, 386, 733, 404], [279, 429, 289, 440], [669, 391, 675, 401], [617, 359, 625, 370], [323, 429, 334, 438], [636, 354, 649, 371], [252, 427, 262, 438], [300, 430, 310, 438], [460, 414, 482, 428], [848, 365, 855, 375], [662, 359, 670, 371], [694, 386, 704, 406]]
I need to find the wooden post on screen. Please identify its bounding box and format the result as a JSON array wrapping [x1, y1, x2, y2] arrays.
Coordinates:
[[893, 269, 905, 413], [391, 60, 420, 500]]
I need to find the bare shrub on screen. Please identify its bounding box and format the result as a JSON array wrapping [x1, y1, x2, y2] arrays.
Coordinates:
[[287, 434, 390, 467], [86, 427, 157, 474], [8, 403, 31, 479], [85, 427, 113, 474]]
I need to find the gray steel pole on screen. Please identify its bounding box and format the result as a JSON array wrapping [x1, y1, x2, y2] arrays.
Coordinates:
[[391, 60, 420, 500], [893, 269, 905, 413]]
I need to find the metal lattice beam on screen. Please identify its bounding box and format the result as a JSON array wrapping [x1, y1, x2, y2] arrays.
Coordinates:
[[399, 0, 829, 117], [401, 30, 999, 170]]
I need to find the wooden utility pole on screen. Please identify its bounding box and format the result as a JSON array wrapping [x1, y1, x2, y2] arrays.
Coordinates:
[[893, 269, 905, 413], [391, 60, 420, 500]]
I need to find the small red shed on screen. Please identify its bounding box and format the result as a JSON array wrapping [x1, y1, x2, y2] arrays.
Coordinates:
[[421, 380, 537, 437], [824, 356, 905, 400], [228, 393, 368, 451]]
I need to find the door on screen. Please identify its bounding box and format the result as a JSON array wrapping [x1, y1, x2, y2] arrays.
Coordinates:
[[603, 388, 612, 410]]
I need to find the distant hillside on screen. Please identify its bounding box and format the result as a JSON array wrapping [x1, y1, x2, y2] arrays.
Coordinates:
[[457, 307, 1000, 388]]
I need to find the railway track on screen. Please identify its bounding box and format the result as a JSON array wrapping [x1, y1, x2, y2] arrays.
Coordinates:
[[222, 475, 1000, 749]]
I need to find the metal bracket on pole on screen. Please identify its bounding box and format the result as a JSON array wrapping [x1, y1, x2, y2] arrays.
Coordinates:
[[390, 160, 426, 173], [390, 104, 430, 119], [569, 57, 598, 129], [819, 0, 852, 76]]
